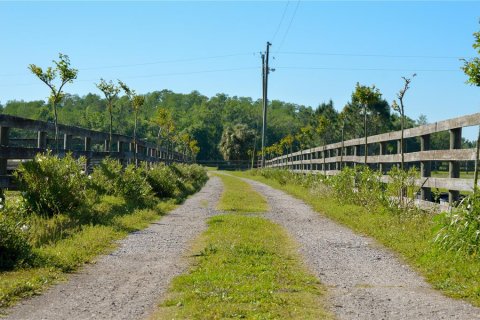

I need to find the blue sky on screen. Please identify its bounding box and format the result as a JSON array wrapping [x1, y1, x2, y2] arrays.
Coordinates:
[[1, 1, 479, 138]]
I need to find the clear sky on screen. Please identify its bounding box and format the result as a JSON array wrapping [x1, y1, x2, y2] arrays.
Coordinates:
[[1, 1, 480, 138]]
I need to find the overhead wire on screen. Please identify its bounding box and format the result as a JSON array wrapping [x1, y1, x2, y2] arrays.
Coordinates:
[[0, 67, 260, 88], [270, 1, 290, 44], [276, 51, 471, 60], [0, 53, 255, 78], [276, 0, 300, 52]]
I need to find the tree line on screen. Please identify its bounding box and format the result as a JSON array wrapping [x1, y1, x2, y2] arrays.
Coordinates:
[[0, 54, 475, 163]]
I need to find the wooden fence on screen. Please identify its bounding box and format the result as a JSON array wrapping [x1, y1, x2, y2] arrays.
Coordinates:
[[0, 114, 190, 189], [265, 112, 480, 205]]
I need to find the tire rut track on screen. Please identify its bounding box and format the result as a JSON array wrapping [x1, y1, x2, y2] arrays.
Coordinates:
[[4, 176, 223, 320], [241, 177, 480, 320]]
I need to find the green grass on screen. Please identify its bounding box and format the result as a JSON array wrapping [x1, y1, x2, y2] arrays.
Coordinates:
[[231, 171, 480, 307], [153, 214, 332, 320], [214, 172, 269, 213], [0, 198, 176, 311], [152, 172, 331, 319]]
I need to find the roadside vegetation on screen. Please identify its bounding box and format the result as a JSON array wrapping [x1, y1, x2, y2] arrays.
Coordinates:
[[0, 153, 208, 310], [153, 173, 332, 319], [234, 168, 480, 307]]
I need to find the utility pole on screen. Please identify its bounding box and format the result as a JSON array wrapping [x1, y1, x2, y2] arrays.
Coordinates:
[[261, 41, 272, 168], [261, 53, 265, 168]]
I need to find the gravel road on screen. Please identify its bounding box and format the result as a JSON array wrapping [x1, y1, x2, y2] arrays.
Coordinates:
[[4, 176, 222, 320], [242, 177, 480, 320]]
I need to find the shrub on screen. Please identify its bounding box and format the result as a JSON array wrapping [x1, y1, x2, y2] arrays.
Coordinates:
[[0, 214, 31, 270], [89, 157, 123, 196], [386, 166, 420, 213], [329, 166, 356, 203], [146, 163, 179, 198], [90, 158, 154, 206], [14, 152, 88, 217]]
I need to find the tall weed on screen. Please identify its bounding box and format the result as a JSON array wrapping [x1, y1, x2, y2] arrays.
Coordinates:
[[435, 194, 480, 258]]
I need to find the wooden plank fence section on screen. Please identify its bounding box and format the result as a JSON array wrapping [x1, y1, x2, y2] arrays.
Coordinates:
[[0, 114, 190, 189], [265, 112, 480, 204]]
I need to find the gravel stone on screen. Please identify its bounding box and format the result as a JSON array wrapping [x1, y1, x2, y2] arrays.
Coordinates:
[[3, 176, 222, 320], [243, 177, 480, 320]]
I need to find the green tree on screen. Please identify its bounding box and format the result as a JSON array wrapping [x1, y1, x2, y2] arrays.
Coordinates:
[[352, 83, 383, 164], [462, 25, 480, 193], [153, 107, 176, 161], [29, 53, 78, 151], [96, 79, 120, 151], [219, 124, 256, 161], [118, 81, 144, 166]]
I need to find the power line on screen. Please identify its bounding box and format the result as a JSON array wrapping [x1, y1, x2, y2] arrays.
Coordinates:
[[0, 53, 254, 78], [276, 51, 472, 60], [276, 0, 300, 52], [270, 1, 290, 43], [275, 66, 459, 72], [0, 67, 259, 88]]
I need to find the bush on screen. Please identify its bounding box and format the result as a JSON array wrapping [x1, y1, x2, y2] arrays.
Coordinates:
[[146, 163, 180, 198], [90, 158, 154, 206], [386, 166, 419, 213], [14, 153, 88, 217], [146, 163, 208, 199], [435, 194, 480, 258], [0, 214, 31, 270], [328, 166, 356, 203], [89, 157, 123, 196]]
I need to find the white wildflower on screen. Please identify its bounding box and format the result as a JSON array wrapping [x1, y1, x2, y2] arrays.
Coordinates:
[[20, 224, 29, 232], [88, 175, 92, 180]]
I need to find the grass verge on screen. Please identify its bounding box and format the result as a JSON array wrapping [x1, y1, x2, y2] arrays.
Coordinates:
[[152, 172, 331, 319], [230, 171, 480, 307], [0, 199, 175, 311]]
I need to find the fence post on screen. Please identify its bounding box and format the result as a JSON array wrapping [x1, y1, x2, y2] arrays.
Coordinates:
[[37, 131, 47, 149], [420, 134, 431, 201], [449, 128, 462, 203], [63, 133, 72, 151], [354, 145, 361, 168], [0, 126, 10, 176], [379, 142, 386, 174], [84, 136, 91, 173]]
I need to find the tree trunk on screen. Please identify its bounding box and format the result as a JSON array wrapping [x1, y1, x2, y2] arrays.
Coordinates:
[[53, 102, 59, 153], [364, 105, 368, 165], [133, 111, 138, 167], [109, 109, 113, 152], [474, 125, 480, 195]]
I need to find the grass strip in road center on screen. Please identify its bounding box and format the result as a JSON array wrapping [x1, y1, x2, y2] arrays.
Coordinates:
[[214, 172, 269, 213], [152, 173, 331, 319], [153, 214, 332, 319]]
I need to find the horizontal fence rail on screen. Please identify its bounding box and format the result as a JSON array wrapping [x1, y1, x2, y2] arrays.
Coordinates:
[[265, 112, 480, 205], [0, 114, 190, 189]]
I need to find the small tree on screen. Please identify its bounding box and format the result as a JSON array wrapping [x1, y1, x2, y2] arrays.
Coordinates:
[[462, 26, 480, 195], [29, 53, 78, 152], [96, 79, 120, 151], [118, 81, 144, 167], [353, 83, 382, 165], [280, 134, 294, 167], [153, 107, 176, 162], [392, 74, 416, 170]]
